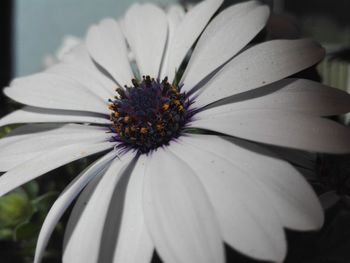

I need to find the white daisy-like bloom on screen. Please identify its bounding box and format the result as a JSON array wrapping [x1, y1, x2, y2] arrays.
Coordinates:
[[1, 0, 350, 262]]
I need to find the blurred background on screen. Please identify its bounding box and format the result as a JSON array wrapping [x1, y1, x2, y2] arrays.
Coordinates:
[[0, 0, 350, 262]]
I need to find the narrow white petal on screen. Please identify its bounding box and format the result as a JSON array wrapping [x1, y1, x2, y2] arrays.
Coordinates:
[[61, 44, 94, 67], [159, 5, 185, 78], [4, 73, 109, 114], [86, 18, 134, 86], [166, 0, 223, 82], [47, 62, 114, 100], [123, 3, 167, 77], [0, 124, 110, 171], [113, 154, 154, 263], [198, 78, 350, 117], [34, 151, 117, 263], [60, 44, 117, 92], [63, 152, 135, 263], [63, 167, 102, 249], [181, 1, 270, 92], [194, 39, 325, 108], [182, 134, 324, 231], [0, 106, 110, 127], [0, 125, 54, 151], [190, 110, 350, 153], [0, 124, 109, 155], [169, 139, 287, 262], [143, 148, 224, 263], [0, 141, 114, 197]]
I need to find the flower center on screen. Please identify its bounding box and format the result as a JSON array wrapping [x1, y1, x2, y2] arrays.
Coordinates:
[[109, 76, 192, 153]]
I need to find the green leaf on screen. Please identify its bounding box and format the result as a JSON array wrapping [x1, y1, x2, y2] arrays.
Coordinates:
[[0, 228, 13, 240], [0, 192, 34, 228], [14, 221, 40, 241], [32, 191, 59, 212], [22, 181, 39, 200], [0, 126, 12, 138]]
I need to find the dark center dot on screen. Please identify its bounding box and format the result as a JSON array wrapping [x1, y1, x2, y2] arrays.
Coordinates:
[[109, 76, 193, 153]]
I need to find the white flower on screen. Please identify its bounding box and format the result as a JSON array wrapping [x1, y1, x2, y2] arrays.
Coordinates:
[[1, 0, 350, 262]]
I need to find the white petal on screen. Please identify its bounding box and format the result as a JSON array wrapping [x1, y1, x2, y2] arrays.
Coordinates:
[[4, 73, 109, 114], [61, 44, 117, 89], [0, 124, 110, 171], [182, 134, 324, 231], [198, 78, 350, 117], [0, 124, 62, 148], [190, 110, 350, 153], [166, 0, 223, 82], [86, 18, 134, 86], [0, 141, 114, 197], [34, 151, 117, 263], [113, 154, 153, 263], [0, 125, 61, 170], [47, 62, 114, 100], [0, 106, 110, 127], [63, 166, 103, 250], [169, 138, 286, 262], [123, 3, 167, 78], [159, 5, 185, 78], [143, 148, 224, 263], [181, 1, 270, 92], [63, 151, 135, 263], [60, 44, 94, 67], [194, 39, 325, 108]]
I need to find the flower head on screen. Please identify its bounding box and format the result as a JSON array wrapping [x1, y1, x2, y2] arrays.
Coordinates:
[[1, 0, 350, 263]]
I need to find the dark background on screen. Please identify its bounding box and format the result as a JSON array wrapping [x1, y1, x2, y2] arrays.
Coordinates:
[[0, 0, 12, 116]]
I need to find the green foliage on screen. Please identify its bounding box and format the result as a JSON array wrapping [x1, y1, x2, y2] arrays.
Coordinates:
[[0, 191, 33, 230]]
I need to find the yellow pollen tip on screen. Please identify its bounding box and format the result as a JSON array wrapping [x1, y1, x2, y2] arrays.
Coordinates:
[[162, 104, 170, 111], [140, 127, 148, 134], [156, 124, 164, 130], [124, 116, 130, 122], [108, 104, 114, 110], [113, 112, 119, 118]]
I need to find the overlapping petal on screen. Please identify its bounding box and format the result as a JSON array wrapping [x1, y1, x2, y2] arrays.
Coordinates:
[[0, 124, 110, 171], [0, 141, 113, 196], [181, 0, 270, 92], [112, 154, 154, 263], [197, 78, 350, 117], [164, 0, 223, 81], [191, 110, 350, 153], [0, 106, 110, 127], [123, 3, 168, 78], [169, 137, 287, 262], [86, 18, 134, 86], [34, 151, 117, 263], [47, 62, 114, 99], [63, 151, 136, 263], [4, 73, 109, 114], [159, 5, 185, 78], [143, 148, 224, 263], [194, 39, 325, 108], [180, 134, 324, 231]]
